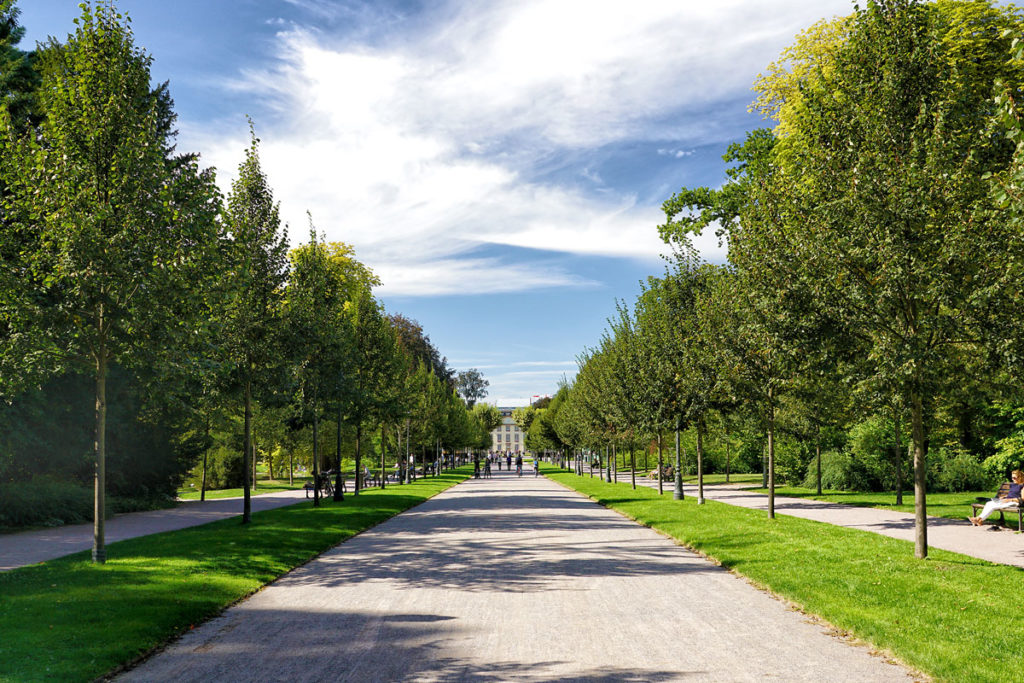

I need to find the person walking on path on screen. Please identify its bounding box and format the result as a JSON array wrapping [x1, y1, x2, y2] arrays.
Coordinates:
[[506, 453, 512, 471], [515, 453, 523, 477], [969, 470, 1023, 526], [534, 456, 540, 477]]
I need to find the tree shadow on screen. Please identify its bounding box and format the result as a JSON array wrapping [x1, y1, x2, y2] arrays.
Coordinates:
[[120, 607, 695, 682]]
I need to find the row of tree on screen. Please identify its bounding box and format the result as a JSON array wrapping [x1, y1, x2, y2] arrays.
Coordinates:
[[0, 1, 495, 560], [535, 0, 1024, 559]]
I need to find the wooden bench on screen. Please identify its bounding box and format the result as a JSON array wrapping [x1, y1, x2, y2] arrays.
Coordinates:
[[971, 482, 1022, 530]]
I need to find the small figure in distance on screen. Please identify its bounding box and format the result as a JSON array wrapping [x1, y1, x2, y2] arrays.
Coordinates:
[[515, 453, 523, 477], [506, 452, 512, 471], [970, 469, 1023, 526], [534, 455, 540, 477]]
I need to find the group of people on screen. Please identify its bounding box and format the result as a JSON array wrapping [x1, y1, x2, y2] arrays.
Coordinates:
[[472, 451, 539, 478]]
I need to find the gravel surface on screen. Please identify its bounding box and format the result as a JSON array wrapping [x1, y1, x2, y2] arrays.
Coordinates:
[[121, 471, 914, 682]]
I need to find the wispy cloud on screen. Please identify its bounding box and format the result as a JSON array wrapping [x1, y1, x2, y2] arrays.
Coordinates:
[[187, 0, 851, 296]]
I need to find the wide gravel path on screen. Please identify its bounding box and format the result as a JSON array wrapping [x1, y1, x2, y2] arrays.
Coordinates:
[[121, 471, 913, 682]]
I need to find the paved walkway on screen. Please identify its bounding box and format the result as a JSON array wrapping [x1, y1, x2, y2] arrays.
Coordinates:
[[121, 470, 913, 682], [0, 489, 309, 571], [593, 468, 1024, 569]]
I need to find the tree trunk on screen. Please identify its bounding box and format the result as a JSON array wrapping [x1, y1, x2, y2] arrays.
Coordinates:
[[405, 420, 411, 484], [200, 418, 209, 502], [252, 430, 258, 490], [813, 423, 821, 496], [911, 392, 928, 559], [657, 432, 663, 496], [242, 378, 252, 523], [892, 410, 904, 506], [288, 448, 293, 486], [380, 423, 387, 490], [674, 416, 683, 500], [92, 349, 108, 563], [768, 396, 776, 520], [312, 408, 321, 508], [630, 441, 636, 490], [612, 444, 617, 483], [696, 420, 705, 505], [354, 421, 362, 494]]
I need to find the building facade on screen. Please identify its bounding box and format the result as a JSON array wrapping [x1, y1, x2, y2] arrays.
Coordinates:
[[490, 407, 525, 454]]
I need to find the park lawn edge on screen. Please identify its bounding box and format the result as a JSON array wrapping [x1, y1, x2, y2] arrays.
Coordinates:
[[0, 469, 470, 683], [544, 467, 1023, 683]]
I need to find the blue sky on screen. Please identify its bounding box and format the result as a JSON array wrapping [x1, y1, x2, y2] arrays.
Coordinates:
[[18, 0, 854, 405]]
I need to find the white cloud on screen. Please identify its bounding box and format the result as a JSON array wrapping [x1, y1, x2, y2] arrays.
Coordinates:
[[186, 0, 850, 296]]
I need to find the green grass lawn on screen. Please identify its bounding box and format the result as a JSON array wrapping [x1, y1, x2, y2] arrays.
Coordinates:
[[0, 470, 468, 682], [747, 485, 1018, 530], [546, 467, 1023, 683], [176, 478, 311, 500], [682, 472, 762, 485]]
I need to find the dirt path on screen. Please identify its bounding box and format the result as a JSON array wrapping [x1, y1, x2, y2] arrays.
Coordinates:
[[121, 471, 913, 682]]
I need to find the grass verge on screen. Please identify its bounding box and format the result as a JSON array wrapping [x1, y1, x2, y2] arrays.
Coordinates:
[[0, 470, 468, 682], [546, 467, 1022, 683], [748, 485, 1019, 531], [176, 478, 311, 500]]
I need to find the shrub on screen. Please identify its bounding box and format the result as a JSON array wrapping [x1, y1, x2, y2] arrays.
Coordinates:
[[983, 433, 1024, 482], [0, 478, 175, 531], [800, 450, 875, 491], [933, 447, 992, 492]]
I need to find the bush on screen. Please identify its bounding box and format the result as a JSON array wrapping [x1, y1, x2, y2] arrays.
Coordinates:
[[983, 433, 1024, 482], [800, 450, 875, 491], [934, 447, 991, 492], [0, 478, 175, 531]]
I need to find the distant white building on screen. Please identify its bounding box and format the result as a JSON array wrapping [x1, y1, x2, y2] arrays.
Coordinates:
[[491, 407, 525, 454]]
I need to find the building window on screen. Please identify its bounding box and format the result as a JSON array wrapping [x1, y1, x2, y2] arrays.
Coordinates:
[[505, 425, 510, 431], [514, 433, 519, 442]]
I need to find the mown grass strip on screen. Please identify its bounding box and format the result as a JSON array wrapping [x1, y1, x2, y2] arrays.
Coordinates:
[[176, 478, 310, 500], [749, 485, 1019, 530], [0, 470, 468, 682], [547, 468, 1022, 683]]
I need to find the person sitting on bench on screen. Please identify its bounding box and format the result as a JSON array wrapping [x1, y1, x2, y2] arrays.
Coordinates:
[[970, 470, 1024, 526]]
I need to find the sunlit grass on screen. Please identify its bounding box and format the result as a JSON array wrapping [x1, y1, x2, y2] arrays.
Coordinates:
[[547, 467, 1022, 683], [750, 485, 1019, 530], [176, 478, 310, 500], [0, 470, 468, 682]]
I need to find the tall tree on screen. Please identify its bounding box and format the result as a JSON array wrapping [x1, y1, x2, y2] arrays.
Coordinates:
[[456, 368, 489, 408], [752, 0, 1024, 557], [221, 122, 289, 523], [0, 1, 221, 561]]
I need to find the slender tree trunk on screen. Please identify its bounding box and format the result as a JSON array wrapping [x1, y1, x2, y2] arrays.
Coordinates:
[[892, 410, 904, 506], [242, 378, 252, 523], [643, 442, 648, 473], [92, 348, 108, 563], [312, 408, 321, 507], [657, 432, 663, 496], [674, 416, 683, 500], [288, 448, 293, 486], [630, 440, 636, 490], [354, 421, 362, 494], [613, 444, 617, 483], [816, 423, 822, 497], [605, 444, 611, 483], [252, 430, 258, 490], [768, 394, 776, 520], [200, 418, 210, 502], [405, 420, 411, 484], [696, 420, 705, 505], [911, 392, 928, 559], [380, 423, 386, 490]]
